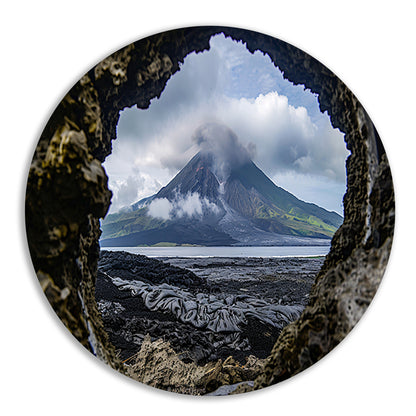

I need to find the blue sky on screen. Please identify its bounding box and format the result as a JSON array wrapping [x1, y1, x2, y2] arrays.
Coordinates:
[[104, 33, 349, 215], [211, 36, 322, 119]]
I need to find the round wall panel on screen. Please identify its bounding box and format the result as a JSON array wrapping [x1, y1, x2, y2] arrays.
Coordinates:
[[25, 26, 394, 396]]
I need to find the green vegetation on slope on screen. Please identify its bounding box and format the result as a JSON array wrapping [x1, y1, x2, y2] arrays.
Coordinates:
[[253, 202, 338, 238], [226, 161, 342, 238], [101, 208, 167, 239], [231, 161, 343, 229]]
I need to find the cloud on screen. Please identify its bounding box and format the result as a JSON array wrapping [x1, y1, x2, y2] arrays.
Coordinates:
[[115, 91, 347, 185], [105, 166, 163, 213], [107, 175, 143, 213], [215, 93, 347, 182], [147, 198, 172, 220], [147, 192, 220, 220], [192, 123, 255, 181], [176, 192, 203, 217]]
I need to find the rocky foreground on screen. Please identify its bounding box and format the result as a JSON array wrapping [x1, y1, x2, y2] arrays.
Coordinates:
[[95, 250, 323, 394]]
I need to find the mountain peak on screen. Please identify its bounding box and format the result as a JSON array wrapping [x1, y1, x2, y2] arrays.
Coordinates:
[[193, 123, 255, 183], [156, 152, 220, 202], [101, 146, 343, 247]]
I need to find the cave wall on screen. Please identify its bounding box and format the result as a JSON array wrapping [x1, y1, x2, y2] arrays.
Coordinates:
[[25, 26, 394, 385]]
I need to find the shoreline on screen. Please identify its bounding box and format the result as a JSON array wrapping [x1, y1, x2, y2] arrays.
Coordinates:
[[153, 254, 326, 259], [102, 245, 330, 259]]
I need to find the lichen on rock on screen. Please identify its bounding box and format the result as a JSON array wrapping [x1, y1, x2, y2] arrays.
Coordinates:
[[126, 335, 265, 395]]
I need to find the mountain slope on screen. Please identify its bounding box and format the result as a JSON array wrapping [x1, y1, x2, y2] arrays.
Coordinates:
[[156, 153, 220, 202], [222, 160, 342, 238], [228, 161, 342, 228]]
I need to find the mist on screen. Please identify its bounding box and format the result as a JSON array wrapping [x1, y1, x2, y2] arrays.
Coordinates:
[[193, 123, 255, 182], [148, 192, 221, 220]]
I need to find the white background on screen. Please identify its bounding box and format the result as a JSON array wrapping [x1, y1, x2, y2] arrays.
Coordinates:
[[1, 1, 415, 415]]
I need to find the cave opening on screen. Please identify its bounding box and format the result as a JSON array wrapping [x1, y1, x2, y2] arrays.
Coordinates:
[[94, 31, 351, 385]]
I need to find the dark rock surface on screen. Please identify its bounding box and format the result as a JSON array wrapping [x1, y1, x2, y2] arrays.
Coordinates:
[[26, 27, 394, 389], [163, 256, 323, 306], [95, 250, 310, 364]]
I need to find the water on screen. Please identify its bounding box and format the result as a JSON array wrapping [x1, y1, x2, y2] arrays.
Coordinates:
[[102, 245, 330, 258]]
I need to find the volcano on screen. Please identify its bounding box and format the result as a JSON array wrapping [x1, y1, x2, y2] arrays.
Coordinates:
[[100, 150, 343, 247]]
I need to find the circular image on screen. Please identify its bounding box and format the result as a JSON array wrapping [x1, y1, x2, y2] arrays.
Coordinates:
[[25, 26, 394, 396]]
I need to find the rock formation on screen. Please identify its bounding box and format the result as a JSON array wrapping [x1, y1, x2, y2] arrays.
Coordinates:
[[126, 335, 265, 395], [25, 27, 394, 390]]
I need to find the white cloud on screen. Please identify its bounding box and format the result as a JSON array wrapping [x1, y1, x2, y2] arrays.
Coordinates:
[[214, 93, 347, 182], [105, 167, 163, 213], [193, 123, 255, 181], [176, 193, 203, 217], [107, 175, 143, 213], [148, 198, 172, 220], [147, 192, 221, 220]]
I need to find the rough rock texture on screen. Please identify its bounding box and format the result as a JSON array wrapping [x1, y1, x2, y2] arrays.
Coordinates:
[[96, 251, 309, 365], [126, 335, 265, 395], [26, 26, 394, 387]]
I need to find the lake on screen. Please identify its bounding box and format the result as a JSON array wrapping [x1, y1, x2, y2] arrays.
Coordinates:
[[102, 245, 330, 258]]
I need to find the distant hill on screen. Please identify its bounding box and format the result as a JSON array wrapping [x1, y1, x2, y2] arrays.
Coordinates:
[[101, 151, 343, 247]]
